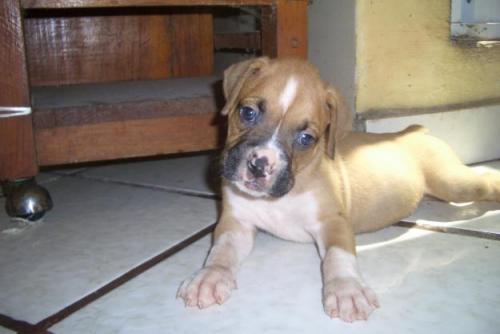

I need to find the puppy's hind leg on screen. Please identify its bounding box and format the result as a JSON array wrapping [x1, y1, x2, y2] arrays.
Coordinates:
[[422, 139, 500, 203], [427, 166, 500, 203]]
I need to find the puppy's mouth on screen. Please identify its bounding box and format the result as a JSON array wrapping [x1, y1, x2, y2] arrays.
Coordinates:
[[241, 168, 268, 192], [222, 141, 294, 198]]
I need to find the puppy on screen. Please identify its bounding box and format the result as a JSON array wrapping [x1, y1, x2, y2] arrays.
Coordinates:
[[178, 57, 500, 322]]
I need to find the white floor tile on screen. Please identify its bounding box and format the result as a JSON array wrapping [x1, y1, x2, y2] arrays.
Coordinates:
[[0, 327, 15, 334], [80, 152, 220, 195], [404, 198, 500, 233], [0, 177, 217, 323], [52, 227, 500, 334]]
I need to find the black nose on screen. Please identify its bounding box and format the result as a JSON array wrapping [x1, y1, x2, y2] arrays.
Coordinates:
[[247, 156, 268, 178]]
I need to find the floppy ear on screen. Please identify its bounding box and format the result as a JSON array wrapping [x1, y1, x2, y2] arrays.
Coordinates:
[[221, 57, 269, 116], [325, 85, 352, 159]]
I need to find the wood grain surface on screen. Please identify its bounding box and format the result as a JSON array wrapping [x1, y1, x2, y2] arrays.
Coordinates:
[[260, 0, 307, 58], [31, 77, 224, 165], [0, 0, 38, 180], [25, 8, 214, 86], [4, 0, 308, 171], [21, 0, 275, 9], [275, 0, 307, 58], [0, 0, 29, 106], [35, 113, 224, 165]]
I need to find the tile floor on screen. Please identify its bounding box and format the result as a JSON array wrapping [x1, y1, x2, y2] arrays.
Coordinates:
[[0, 153, 499, 334]]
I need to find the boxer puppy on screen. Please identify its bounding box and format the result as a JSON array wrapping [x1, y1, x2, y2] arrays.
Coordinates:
[[177, 57, 500, 322]]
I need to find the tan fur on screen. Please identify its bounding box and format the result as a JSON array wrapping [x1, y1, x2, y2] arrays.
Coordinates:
[[178, 57, 500, 322]]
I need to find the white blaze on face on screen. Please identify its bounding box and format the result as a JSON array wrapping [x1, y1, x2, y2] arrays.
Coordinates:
[[272, 76, 299, 141], [279, 76, 299, 114]]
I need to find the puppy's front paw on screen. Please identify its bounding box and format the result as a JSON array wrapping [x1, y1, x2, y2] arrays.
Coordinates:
[[323, 277, 379, 322], [177, 265, 237, 309]]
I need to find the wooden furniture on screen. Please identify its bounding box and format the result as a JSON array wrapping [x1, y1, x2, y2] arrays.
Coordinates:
[[0, 0, 308, 220]]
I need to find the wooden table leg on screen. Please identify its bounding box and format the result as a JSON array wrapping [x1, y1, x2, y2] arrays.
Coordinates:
[[0, 0, 52, 220], [262, 0, 308, 59]]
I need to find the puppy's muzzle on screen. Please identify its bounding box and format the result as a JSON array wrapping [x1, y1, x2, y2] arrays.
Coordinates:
[[222, 140, 294, 197], [247, 156, 268, 178]]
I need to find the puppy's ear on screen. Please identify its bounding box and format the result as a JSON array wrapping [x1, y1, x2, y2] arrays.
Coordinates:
[[325, 85, 352, 159], [221, 57, 269, 116]]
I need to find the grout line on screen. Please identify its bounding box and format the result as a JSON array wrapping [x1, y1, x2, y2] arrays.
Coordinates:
[[37, 175, 62, 185], [45, 168, 88, 177], [51, 172, 222, 201], [35, 223, 216, 331], [0, 314, 34, 333], [396, 221, 500, 241], [0, 314, 53, 334]]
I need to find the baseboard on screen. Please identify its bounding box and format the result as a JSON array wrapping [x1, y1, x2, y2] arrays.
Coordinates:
[[359, 104, 500, 164]]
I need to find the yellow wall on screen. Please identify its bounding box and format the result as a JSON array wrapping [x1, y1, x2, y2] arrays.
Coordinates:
[[356, 0, 500, 114]]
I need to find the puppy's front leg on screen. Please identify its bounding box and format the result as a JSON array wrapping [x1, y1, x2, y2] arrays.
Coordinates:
[[318, 222, 379, 322], [177, 213, 256, 309]]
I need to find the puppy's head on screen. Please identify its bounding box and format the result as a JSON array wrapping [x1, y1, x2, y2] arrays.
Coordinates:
[[221, 57, 351, 198]]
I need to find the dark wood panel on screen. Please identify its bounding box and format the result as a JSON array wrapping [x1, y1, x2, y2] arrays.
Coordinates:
[[168, 12, 214, 77], [24, 11, 214, 86], [35, 113, 224, 166], [25, 15, 169, 86], [0, 0, 38, 180], [260, 5, 277, 57], [22, 0, 275, 9]]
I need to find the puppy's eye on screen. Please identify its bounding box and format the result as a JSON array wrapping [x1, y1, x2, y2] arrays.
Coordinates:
[[296, 132, 315, 148], [239, 106, 259, 124]]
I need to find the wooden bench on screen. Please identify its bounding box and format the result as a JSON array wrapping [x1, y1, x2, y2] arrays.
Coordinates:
[[0, 0, 308, 219]]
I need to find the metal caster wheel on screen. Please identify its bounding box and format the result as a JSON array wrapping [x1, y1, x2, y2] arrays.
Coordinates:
[[2, 178, 53, 221]]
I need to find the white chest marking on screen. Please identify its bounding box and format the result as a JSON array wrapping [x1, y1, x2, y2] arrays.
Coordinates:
[[225, 186, 320, 243], [279, 76, 299, 114]]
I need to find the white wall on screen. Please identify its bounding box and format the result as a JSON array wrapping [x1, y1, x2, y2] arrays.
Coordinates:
[[308, 1, 500, 164], [365, 106, 500, 164], [308, 0, 356, 112]]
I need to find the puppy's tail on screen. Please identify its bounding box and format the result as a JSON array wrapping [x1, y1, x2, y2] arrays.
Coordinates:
[[402, 124, 428, 134]]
